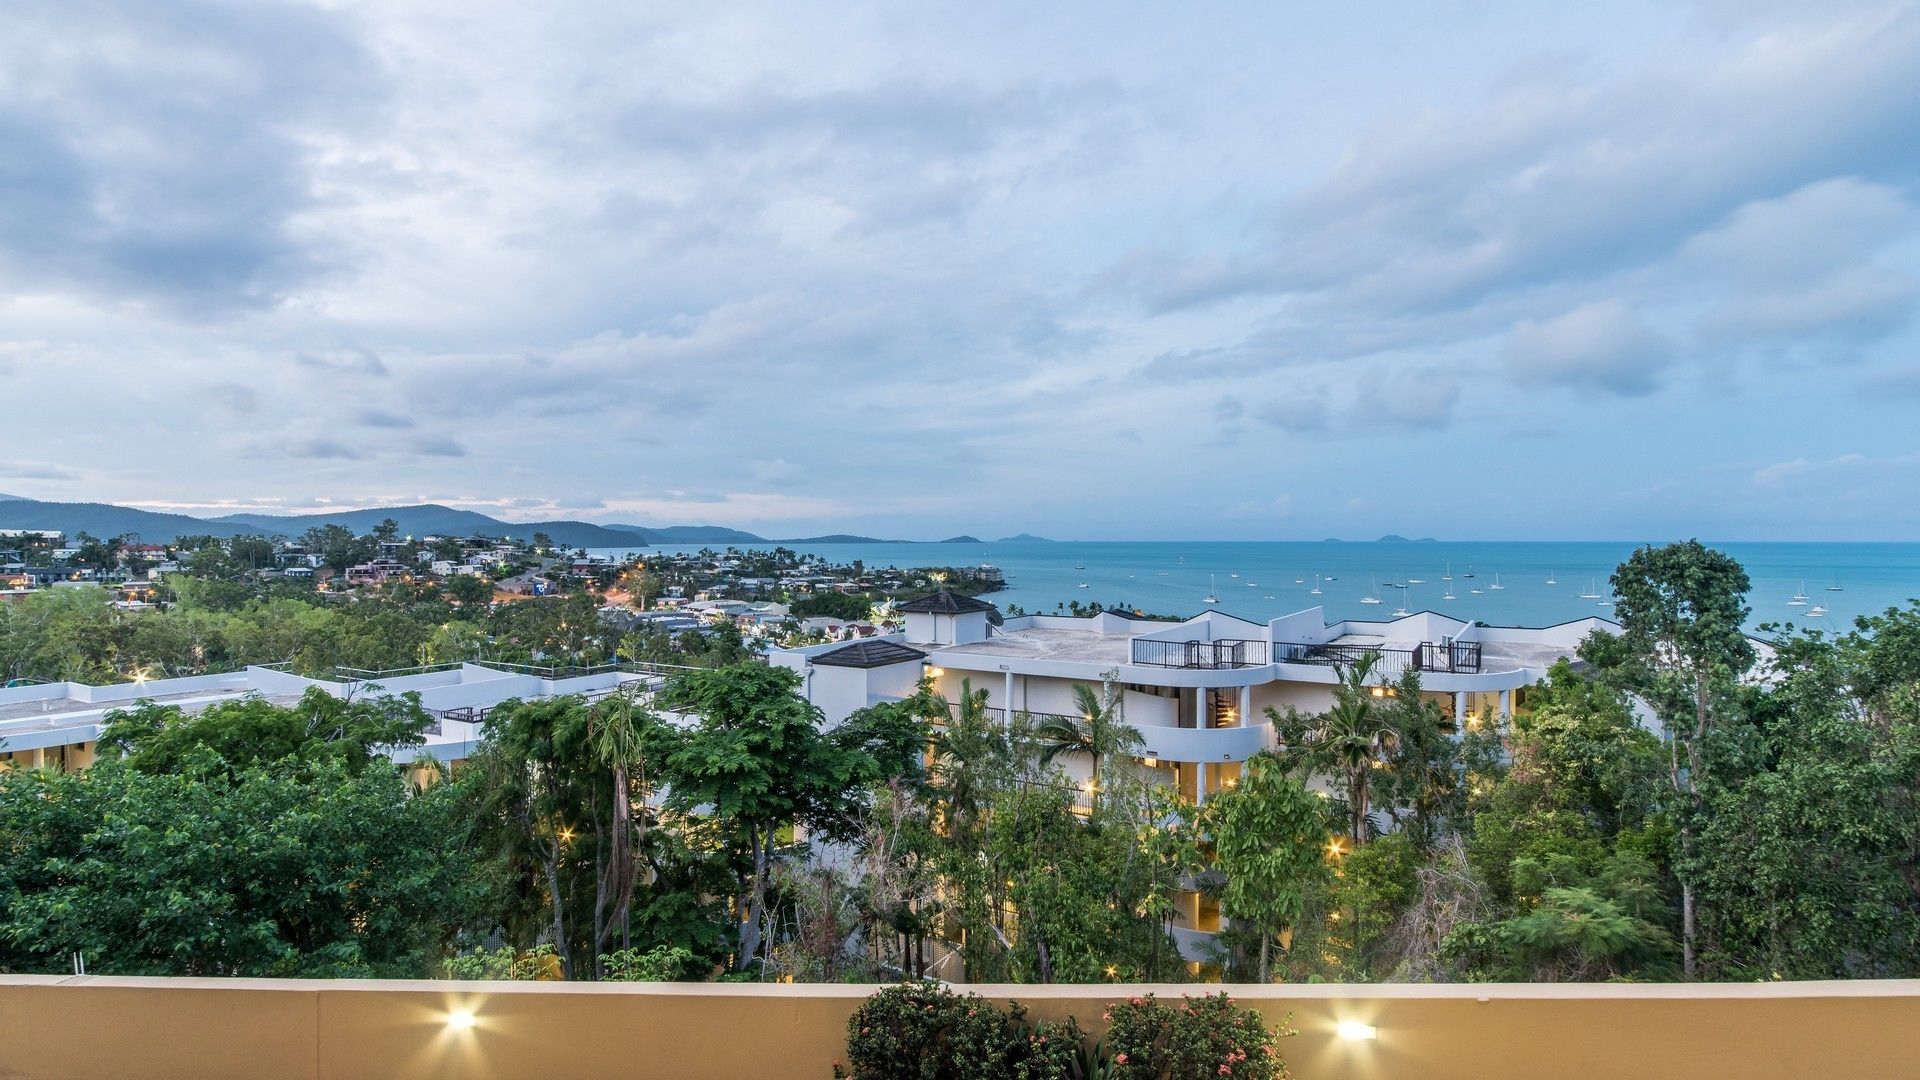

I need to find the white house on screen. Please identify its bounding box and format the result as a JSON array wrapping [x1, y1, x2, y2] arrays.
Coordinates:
[[771, 588, 1616, 962]]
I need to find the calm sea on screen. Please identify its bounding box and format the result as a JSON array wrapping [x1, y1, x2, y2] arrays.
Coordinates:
[[586, 541, 1920, 632]]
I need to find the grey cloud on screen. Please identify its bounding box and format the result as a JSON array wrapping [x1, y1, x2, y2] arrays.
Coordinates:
[[407, 435, 469, 458], [3, 462, 80, 481], [1358, 368, 1460, 431], [1117, 8, 1920, 379], [1698, 269, 1919, 351], [0, 1, 383, 312], [207, 383, 260, 413], [1506, 301, 1671, 396], [278, 437, 363, 461], [296, 349, 391, 377], [1253, 391, 1330, 434], [357, 409, 416, 429], [1855, 366, 1920, 399]]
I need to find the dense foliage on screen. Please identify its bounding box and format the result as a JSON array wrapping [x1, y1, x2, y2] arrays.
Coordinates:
[[2, 542, 1918, 988], [833, 985, 1286, 1080], [0, 694, 486, 976]]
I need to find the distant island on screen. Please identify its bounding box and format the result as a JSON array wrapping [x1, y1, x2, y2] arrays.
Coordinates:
[[997, 533, 1053, 543], [939, 535, 984, 544], [1377, 535, 1440, 543]]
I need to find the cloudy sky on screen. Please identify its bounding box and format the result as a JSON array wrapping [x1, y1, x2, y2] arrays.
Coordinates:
[[3, 1, 1918, 540]]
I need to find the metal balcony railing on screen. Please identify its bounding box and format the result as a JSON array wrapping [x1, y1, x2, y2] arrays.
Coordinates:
[[1271, 640, 1481, 676], [1129, 638, 1270, 669]]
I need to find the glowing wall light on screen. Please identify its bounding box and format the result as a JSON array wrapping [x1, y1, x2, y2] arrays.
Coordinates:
[[1335, 1020, 1377, 1041]]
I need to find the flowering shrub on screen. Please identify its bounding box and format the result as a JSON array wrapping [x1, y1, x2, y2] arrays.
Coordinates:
[[1101, 993, 1290, 1080], [832, 986, 1289, 1080], [835, 983, 1062, 1080]]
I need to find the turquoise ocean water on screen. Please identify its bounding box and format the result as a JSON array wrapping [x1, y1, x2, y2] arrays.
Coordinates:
[[587, 541, 1920, 632]]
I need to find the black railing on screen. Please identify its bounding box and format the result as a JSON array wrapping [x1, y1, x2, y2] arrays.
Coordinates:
[[1416, 640, 1483, 674], [1273, 640, 1481, 676], [1130, 638, 1270, 669]]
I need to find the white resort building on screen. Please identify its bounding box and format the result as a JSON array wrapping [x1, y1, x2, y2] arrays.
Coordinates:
[[0, 662, 652, 775], [772, 589, 1618, 962]]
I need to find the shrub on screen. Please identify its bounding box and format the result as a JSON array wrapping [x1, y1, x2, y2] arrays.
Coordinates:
[[834, 983, 1075, 1080], [1102, 993, 1290, 1080]]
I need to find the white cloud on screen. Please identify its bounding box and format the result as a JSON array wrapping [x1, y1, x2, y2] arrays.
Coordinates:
[[1506, 301, 1672, 395]]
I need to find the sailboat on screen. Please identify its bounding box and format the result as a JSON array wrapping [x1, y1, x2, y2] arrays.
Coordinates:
[[1391, 585, 1411, 617], [1546, 570, 1558, 585], [1826, 575, 1843, 592], [1204, 576, 1219, 605], [1579, 579, 1602, 599], [1442, 585, 1457, 600], [1489, 573, 1504, 591], [1461, 565, 1475, 579], [1407, 574, 1425, 584], [1294, 573, 1304, 584], [1806, 604, 1829, 617], [1441, 562, 1452, 582], [1360, 575, 1383, 605], [1787, 581, 1808, 607], [1309, 574, 1322, 596], [1078, 582, 1090, 589]]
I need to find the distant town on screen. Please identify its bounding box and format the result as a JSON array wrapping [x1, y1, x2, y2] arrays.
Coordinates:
[[0, 518, 1007, 686]]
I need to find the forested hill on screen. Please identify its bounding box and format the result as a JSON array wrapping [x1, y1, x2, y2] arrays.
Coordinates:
[[0, 499, 647, 548], [0, 500, 267, 542]]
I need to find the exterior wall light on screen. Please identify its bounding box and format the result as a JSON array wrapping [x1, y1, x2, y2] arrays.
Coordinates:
[[1336, 1021, 1376, 1041], [447, 1010, 478, 1031]]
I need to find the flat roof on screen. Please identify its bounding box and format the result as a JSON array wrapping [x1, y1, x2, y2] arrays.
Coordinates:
[[928, 626, 1133, 667]]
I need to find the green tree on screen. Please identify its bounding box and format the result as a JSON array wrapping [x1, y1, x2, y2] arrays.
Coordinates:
[[0, 700, 483, 977], [1205, 752, 1333, 981], [446, 573, 494, 608], [1030, 673, 1141, 814], [654, 663, 879, 972], [1582, 539, 1752, 977], [1268, 651, 1401, 843]]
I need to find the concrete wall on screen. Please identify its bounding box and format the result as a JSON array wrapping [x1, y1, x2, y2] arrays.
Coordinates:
[[0, 976, 1914, 1080]]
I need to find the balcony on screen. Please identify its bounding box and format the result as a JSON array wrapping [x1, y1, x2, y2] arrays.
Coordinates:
[[1272, 639, 1482, 676], [1130, 638, 1269, 669]]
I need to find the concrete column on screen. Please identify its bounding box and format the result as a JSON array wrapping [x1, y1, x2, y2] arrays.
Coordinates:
[[26, 747, 45, 771], [1454, 690, 1468, 723], [1237, 684, 1251, 727], [1003, 671, 1014, 726], [1498, 689, 1512, 720], [1195, 762, 1207, 806]]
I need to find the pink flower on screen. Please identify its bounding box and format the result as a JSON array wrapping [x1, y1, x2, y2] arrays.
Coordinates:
[[1219, 1067, 1232, 1076], [860, 1027, 870, 1034], [1114, 1054, 1128, 1065]]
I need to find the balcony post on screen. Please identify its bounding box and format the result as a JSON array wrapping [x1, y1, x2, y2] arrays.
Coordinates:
[[1499, 689, 1512, 720], [1003, 671, 1014, 726], [1237, 684, 1250, 727], [1454, 690, 1468, 722]]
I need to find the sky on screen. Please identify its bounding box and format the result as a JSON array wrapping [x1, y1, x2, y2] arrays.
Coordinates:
[[2, 1, 1919, 541]]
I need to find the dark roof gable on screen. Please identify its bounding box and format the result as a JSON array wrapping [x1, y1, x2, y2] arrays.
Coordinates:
[[897, 589, 995, 614], [811, 639, 929, 669]]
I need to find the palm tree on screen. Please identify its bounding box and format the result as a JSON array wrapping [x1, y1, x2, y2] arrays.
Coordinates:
[[588, 691, 659, 968], [1032, 674, 1139, 814], [930, 678, 1003, 843], [1276, 651, 1401, 843]]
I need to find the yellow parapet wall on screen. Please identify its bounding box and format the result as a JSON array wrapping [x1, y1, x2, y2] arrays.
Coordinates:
[[1, 976, 1918, 1079]]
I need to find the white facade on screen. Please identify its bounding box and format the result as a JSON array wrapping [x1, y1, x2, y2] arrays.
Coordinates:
[[773, 599, 1616, 963], [0, 663, 653, 772]]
